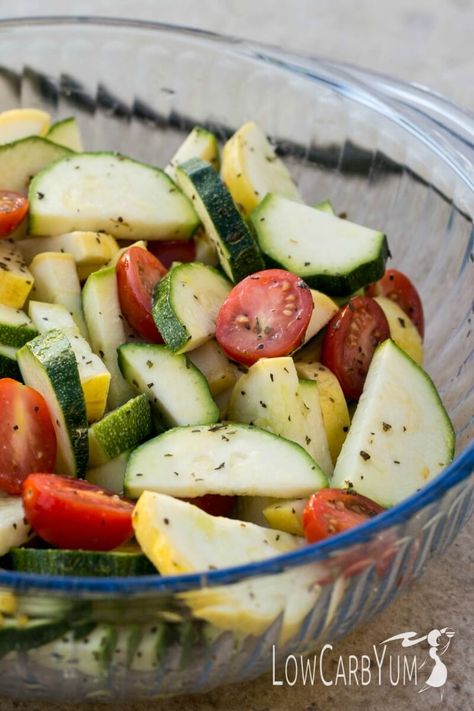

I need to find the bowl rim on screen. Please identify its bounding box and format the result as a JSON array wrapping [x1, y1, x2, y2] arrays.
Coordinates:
[[0, 15, 472, 595]]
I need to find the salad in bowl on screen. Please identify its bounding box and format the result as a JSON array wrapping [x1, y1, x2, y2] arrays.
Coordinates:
[[0, 106, 456, 660], [0, 17, 470, 702]]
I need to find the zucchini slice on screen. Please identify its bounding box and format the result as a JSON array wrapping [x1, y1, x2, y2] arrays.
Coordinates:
[[186, 339, 238, 396], [165, 125, 219, 182], [29, 252, 89, 339], [28, 152, 199, 240], [0, 108, 50, 144], [175, 158, 265, 282], [228, 357, 333, 474], [82, 266, 135, 410], [153, 261, 232, 353], [118, 343, 219, 429], [374, 296, 423, 365], [46, 116, 83, 151], [0, 304, 37, 348], [17, 329, 89, 478], [221, 121, 301, 215], [0, 494, 32, 556], [251, 194, 389, 295], [332, 339, 455, 507], [0, 618, 70, 660], [86, 451, 131, 494], [10, 546, 155, 577], [295, 360, 350, 464], [88, 394, 153, 467], [0, 240, 34, 309], [0, 135, 72, 194], [18, 231, 119, 273], [132, 491, 303, 574], [0, 344, 22, 381], [263, 498, 306, 536], [125, 423, 325, 499]]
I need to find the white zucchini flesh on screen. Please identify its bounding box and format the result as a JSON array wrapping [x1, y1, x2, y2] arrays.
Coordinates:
[[86, 451, 130, 494], [165, 125, 219, 182], [46, 117, 83, 151], [332, 339, 455, 507], [0, 136, 72, 194], [82, 266, 135, 410], [118, 343, 219, 428], [28, 152, 199, 240], [228, 357, 333, 475], [17, 232, 119, 269], [185, 339, 237, 396], [251, 194, 387, 294], [28, 252, 88, 339], [153, 261, 232, 354], [125, 423, 326, 499], [0, 495, 31, 556], [28, 300, 80, 335], [132, 491, 303, 575]]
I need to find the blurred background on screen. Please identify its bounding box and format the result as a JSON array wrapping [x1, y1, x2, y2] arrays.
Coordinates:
[[7, 0, 474, 110]]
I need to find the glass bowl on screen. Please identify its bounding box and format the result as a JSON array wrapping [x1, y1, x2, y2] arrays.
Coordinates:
[[0, 16, 472, 702]]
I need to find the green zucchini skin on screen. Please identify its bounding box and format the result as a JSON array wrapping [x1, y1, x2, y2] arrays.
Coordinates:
[[0, 618, 71, 659], [0, 135, 72, 194], [9, 547, 156, 577], [0, 310, 38, 348], [252, 194, 390, 295], [88, 394, 153, 467], [17, 329, 88, 478], [153, 261, 232, 353], [0, 346, 22, 380], [175, 158, 265, 282]]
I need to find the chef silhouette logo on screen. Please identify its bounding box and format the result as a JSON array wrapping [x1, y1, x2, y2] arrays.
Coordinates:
[[382, 628, 455, 699]]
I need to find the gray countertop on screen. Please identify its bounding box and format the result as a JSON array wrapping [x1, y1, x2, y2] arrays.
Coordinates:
[[1, 1, 473, 709]]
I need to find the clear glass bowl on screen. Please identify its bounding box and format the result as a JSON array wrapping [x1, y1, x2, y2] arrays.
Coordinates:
[[0, 17, 472, 702]]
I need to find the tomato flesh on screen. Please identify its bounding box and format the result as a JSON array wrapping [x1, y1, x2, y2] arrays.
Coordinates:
[[116, 246, 167, 342], [22, 474, 134, 551], [0, 379, 56, 495], [365, 269, 424, 338], [321, 295, 390, 401], [303, 488, 385, 543], [183, 494, 236, 517], [215, 269, 313, 366], [147, 239, 196, 269], [0, 190, 29, 238]]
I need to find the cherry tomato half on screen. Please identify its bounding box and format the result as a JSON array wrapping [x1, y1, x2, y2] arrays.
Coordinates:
[[321, 296, 389, 401], [22, 474, 134, 551], [215, 269, 313, 366], [0, 379, 56, 495], [0, 190, 29, 238], [116, 246, 167, 342], [303, 488, 385, 543], [365, 269, 424, 338], [184, 494, 236, 517], [147, 239, 196, 270]]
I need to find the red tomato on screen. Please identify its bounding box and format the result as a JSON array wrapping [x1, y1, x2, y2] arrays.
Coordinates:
[[22, 474, 134, 551], [215, 269, 313, 366], [0, 191, 29, 238], [321, 295, 390, 400], [303, 488, 385, 543], [0, 379, 56, 495], [184, 494, 236, 517], [365, 269, 424, 338], [116, 247, 167, 342], [147, 239, 196, 269]]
